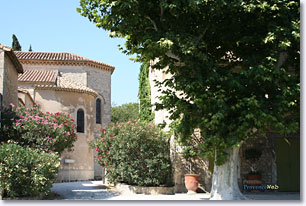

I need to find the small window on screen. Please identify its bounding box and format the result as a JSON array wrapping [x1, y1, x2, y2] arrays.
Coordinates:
[[96, 98, 101, 124], [77, 109, 85, 133]]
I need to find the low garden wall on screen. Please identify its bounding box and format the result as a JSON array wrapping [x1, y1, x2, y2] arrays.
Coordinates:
[[115, 183, 175, 195]]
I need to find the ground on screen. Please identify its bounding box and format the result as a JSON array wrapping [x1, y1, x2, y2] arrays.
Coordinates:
[[50, 181, 300, 200]]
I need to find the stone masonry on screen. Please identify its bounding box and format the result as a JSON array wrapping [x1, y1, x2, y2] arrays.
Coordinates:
[[15, 51, 114, 181], [239, 136, 277, 191], [149, 61, 212, 192]]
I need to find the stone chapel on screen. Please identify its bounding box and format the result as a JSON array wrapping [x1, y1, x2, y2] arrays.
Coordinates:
[[15, 51, 115, 181]]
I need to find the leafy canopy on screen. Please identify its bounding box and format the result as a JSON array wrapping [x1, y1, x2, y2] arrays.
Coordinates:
[[78, 0, 299, 164]]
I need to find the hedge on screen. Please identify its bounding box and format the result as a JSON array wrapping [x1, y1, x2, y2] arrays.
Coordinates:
[[0, 143, 60, 198], [93, 119, 173, 187]]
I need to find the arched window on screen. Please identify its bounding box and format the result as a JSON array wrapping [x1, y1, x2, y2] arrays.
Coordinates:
[[96, 98, 102, 124], [77, 108, 85, 133]]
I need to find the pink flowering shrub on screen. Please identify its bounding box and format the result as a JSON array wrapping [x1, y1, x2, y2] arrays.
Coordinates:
[[92, 119, 173, 186], [0, 104, 77, 154]]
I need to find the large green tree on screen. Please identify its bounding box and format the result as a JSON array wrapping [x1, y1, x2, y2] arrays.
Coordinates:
[[78, 0, 299, 199]]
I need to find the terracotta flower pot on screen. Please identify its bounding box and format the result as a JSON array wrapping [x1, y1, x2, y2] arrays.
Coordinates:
[[247, 174, 262, 192], [247, 174, 261, 181], [184, 174, 199, 193]]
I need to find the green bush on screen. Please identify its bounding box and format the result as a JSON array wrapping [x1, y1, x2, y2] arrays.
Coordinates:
[[0, 104, 77, 154], [0, 143, 60, 198], [111, 103, 139, 123], [93, 119, 172, 186]]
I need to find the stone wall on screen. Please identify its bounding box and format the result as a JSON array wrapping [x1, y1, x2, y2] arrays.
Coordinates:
[[1, 53, 19, 108], [18, 92, 34, 108], [239, 136, 277, 191], [20, 62, 111, 181], [85, 68, 111, 129], [0, 50, 4, 107], [93, 122, 104, 180], [35, 89, 96, 181], [170, 138, 212, 192], [149, 63, 212, 192], [83, 67, 111, 179], [115, 183, 175, 195], [21, 63, 112, 129], [148, 64, 172, 130], [21, 64, 88, 85], [18, 89, 35, 108]]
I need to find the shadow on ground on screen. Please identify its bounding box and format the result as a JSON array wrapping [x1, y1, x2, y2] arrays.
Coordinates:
[[244, 192, 300, 200], [51, 181, 120, 200], [50, 181, 300, 200]]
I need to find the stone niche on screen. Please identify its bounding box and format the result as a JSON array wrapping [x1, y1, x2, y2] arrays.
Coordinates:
[[170, 129, 213, 193], [239, 136, 277, 191]]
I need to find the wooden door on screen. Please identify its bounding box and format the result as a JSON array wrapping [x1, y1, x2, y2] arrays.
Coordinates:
[[275, 138, 300, 192]]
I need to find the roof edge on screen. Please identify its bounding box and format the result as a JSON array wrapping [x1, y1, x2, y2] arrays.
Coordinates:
[[34, 85, 99, 97], [0, 44, 24, 73], [15, 51, 115, 74], [19, 59, 115, 74], [18, 88, 35, 104]]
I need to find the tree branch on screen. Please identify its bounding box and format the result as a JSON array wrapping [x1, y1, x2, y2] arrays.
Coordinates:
[[165, 51, 180, 61], [160, 5, 164, 22], [145, 27, 157, 31], [276, 52, 288, 70], [197, 26, 208, 43], [145, 15, 158, 31]]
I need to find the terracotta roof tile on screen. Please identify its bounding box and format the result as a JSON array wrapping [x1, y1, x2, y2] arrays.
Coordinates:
[[18, 69, 98, 96], [18, 70, 58, 83], [36, 76, 98, 97], [15, 51, 115, 71], [58, 76, 97, 94]]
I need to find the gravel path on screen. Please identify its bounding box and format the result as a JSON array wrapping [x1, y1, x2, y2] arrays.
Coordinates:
[[51, 181, 300, 200]]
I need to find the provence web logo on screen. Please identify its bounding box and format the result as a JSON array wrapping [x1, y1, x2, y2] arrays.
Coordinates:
[[243, 184, 279, 191]]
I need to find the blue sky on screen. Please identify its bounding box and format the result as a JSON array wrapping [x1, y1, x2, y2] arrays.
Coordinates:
[[0, 0, 141, 106]]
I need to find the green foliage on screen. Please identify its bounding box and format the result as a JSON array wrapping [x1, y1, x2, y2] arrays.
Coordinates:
[[111, 102, 139, 123], [180, 146, 198, 161], [12, 34, 22, 51], [0, 143, 60, 198], [78, 0, 299, 165], [138, 62, 154, 122], [92, 119, 172, 186], [0, 104, 77, 154]]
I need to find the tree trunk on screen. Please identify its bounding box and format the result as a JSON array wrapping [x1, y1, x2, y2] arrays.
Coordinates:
[[210, 145, 248, 200]]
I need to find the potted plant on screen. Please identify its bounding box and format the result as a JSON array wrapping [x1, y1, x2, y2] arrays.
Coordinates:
[[244, 148, 262, 189], [181, 146, 200, 194]]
